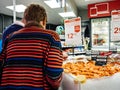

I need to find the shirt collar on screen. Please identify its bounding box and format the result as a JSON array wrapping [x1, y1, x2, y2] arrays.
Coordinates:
[[13, 21, 25, 27]]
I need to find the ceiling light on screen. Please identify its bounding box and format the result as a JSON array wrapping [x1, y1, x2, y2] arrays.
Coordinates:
[[6, 4, 26, 13], [59, 11, 76, 17], [85, 0, 90, 1], [44, 0, 68, 8]]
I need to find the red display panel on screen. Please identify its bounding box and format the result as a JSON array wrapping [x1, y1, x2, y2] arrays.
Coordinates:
[[88, 0, 120, 18]]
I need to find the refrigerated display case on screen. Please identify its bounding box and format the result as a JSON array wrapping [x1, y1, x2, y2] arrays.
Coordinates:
[[91, 17, 110, 51]]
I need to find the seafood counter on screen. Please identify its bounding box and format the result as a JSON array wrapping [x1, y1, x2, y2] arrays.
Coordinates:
[[59, 55, 120, 90]]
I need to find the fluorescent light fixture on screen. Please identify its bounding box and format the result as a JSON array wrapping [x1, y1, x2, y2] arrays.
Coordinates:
[[85, 0, 90, 1], [6, 4, 26, 13], [44, 0, 68, 8], [59, 11, 76, 17]]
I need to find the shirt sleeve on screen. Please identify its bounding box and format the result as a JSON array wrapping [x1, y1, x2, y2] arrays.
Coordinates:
[[2, 24, 23, 47], [0, 35, 8, 72], [0, 43, 6, 76], [44, 33, 64, 89]]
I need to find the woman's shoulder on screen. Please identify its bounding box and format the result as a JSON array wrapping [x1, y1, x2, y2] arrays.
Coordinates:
[[43, 29, 60, 41]]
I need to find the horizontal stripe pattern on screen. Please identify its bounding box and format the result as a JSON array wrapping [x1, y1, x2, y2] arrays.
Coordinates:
[[0, 26, 63, 90]]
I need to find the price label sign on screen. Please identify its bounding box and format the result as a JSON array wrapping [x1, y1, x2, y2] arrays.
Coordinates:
[[91, 55, 97, 61], [95, 56, 107, 66], [64, 17, 82, 46], [111, 10, 120, 41]]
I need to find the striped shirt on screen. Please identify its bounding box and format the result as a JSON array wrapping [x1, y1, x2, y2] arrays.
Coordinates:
[[0, 23, 63, 90]]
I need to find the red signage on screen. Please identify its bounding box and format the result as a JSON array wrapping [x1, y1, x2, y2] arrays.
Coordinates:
[[88, 0, 120, 18]]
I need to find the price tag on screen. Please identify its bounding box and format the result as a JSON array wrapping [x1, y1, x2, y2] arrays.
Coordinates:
[[64, 17, 82, 46], [111, 10, 120, 41], [95, 56, 107, 66], [91, 55, 97, 61]]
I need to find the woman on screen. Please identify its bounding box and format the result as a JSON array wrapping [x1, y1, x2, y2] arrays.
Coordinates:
[[0, 4, 63, 90]]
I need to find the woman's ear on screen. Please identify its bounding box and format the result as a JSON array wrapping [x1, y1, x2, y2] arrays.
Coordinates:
[[40, 21, 44, 28], [40, 18, 47, 29], [43, 17, 47, 29]]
